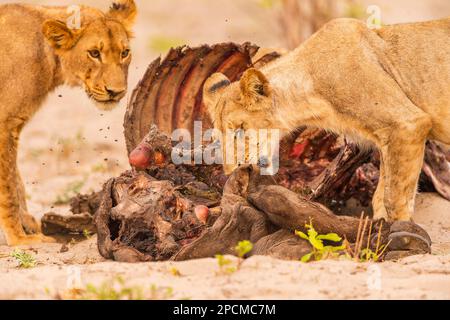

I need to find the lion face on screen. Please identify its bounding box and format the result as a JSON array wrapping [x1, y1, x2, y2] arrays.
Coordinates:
[[203, 69, 279, 175], [43, 0, 137, 110]]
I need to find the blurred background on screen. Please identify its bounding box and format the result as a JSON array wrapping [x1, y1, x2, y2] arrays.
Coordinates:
[[0, 0, 448, 217]]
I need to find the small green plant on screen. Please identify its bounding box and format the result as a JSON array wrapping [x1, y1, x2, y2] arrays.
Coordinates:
[[169, 267, 182, 277], [83, 229, 92, 240], [11, 249, 36, 268], [296, 215, 392, 263], [348, 215, 391, 263], [215, 254, 236, 274], [215, 240, 254, 274], [54, 180, 85, 205], [83, 278, 143, 300], [296, 221, 346, 263], [235, 240, 253, 258], [62, 277, 174, 300], [235, 240, 253, 269], [151, 285, 174, 300], [359, 247, 383, 262]]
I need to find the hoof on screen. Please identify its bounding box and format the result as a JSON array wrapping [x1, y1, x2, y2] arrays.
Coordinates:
[[384, 221, 432, 260]]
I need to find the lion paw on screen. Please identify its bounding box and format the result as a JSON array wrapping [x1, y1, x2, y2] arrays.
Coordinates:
[[20, 213, 41, 234]]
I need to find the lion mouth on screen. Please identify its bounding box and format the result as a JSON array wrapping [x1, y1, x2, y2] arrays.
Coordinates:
[[85, 84, 126, 104], [92, 96, 118, 104], [85, 89, 124, 109], [85, 92, 121, 111]]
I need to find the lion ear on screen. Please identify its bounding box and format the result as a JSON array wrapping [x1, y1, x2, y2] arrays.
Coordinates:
[[240, 68, 272, 111], [107, 0, 137, 31], [42, 20, 80, 50], [203, 73, 231, 118]]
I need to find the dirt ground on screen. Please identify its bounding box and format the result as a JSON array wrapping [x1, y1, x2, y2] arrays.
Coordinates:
[[1, 192, 450, 300], [0, 0, 449, 300]]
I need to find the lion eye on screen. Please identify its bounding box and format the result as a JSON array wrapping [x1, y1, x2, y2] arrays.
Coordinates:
[[121, 49, 130, 59], [89, 50, 101, 59]]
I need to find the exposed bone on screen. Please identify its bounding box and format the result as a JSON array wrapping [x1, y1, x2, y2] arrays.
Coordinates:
[[124, 43, 260, 152]]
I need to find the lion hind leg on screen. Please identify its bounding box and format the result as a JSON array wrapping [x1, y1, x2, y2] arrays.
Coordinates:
[[372, 157, 388, 220], [332, 64, 433, 222], [379, 119, 431, 221]]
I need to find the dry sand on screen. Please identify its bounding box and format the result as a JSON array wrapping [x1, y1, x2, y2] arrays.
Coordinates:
[[0, 0, 449, 300], [1, 192, 449, 300]]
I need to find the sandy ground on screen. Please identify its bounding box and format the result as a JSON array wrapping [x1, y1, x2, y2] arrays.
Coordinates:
[[1, 192, 449, 300], [0, 0, 449, 299]]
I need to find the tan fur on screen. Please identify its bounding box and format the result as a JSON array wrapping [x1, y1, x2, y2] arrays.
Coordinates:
[[0, 0, 136, 245], [204, 17, 450, 223]]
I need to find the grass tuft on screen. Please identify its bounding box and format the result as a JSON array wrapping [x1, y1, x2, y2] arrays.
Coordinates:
[[60, 276, 174, 300], [11, 249, 36, 269]]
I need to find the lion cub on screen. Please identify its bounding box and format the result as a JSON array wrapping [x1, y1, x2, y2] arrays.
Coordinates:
[[0, 1, 136, 245], [204, 17, 450, 223]]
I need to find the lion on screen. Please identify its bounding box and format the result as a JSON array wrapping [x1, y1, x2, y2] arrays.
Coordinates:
[[203, 17, 450, 223], [0, 0, 136, 245]]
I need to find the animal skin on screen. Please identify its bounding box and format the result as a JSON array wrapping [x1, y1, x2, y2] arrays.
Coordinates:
[[0, 0, 136, 245], [203, 17, 450, 223]]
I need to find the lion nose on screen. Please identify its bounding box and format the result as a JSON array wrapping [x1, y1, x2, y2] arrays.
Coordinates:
[[105, 87, 126, 98]]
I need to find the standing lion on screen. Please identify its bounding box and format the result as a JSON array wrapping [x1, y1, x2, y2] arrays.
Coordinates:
[[0, 0, 136, 245], [204, 17, 450, 225]]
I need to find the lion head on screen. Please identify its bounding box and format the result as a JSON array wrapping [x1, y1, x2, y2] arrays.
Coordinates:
[[203, 69, 281, 175], [42, 0, 137, 110]]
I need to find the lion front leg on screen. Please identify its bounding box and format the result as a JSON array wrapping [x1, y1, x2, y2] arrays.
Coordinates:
[[16, 172, 40, 234], [0, 129, 54, 246], [12, 120, 40, 234]]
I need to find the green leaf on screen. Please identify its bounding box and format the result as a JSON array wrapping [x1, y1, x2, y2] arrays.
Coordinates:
[[235, 240, 253, 258], [215, 254, 232, 267], [309, 237, 324, 250], [301, 253, 313, 263], [295, 230, 308, 240], [307, 227, 318, 240], [324, 245, 346, 252], [226, 267, 237, 274], [317, 233, 342, 242]]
